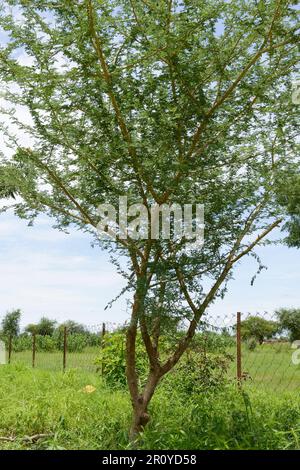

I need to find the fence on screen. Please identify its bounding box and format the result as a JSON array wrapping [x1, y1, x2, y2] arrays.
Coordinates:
[[3, 313, 300, 392]]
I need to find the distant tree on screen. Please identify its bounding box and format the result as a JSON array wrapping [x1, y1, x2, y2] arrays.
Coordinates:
[[240, 316, 278, 345], [35, 317, 57, 336], [1, 309, 22, 337], [276, 308, 300, 342], [58, 320, 87, 335], [24, 323, 38, 335]]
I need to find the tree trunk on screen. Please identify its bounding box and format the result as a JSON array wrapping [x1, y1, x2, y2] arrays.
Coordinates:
[[129, 400, 151, 442], [128, 371, 161, 443]]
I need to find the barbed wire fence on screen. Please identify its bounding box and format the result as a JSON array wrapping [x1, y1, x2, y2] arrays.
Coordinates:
[[3, 312, 300, 392]]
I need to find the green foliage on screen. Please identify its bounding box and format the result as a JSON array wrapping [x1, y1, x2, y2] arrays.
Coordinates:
[[164, 351, 233, 396], [240, 316, 278, 344], [276, 174, 300, 248], [66, 334, 88, 353], [1, 309, 22, 337], [35, 335, 57, 352], [0, 365, 300, 450], [59, 321, 87, 335], [34, 317, 57, 337], [11, 334, 32, 352], [11, 332, 97, 353], [95, 332, 148, 388], [247, 336, 258, 351], [191, 331, 235, 353], [24, 323, 38, 335], [276, 308, 300, 343], [0, 0, 298, 340], [54, 328, 99, 352], [11, 334, 57, 352]]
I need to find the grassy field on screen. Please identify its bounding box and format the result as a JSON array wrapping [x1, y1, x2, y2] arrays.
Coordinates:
[[0, 363, 300, 450], [228, 342, 300, 392], [9, 346, 100, 373], [8, 342, 300, 392], [1, 342, 299, 450]]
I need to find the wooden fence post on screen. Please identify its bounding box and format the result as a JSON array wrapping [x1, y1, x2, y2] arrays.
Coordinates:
[[32, 333, 36, 368], [8, 335, 12, 364], [63, 327, 67, 372], [236, 311, 242, 386], [101, 323, 106, 376]]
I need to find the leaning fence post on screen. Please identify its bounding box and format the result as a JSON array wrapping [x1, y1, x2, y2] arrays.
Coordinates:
[[8, 335, 12, 364], [63, 326, 67, 372], [236, 311, 242, 386], [32, 333, 36, 368]]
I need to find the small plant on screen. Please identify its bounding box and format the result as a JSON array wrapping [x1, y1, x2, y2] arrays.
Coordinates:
[[247, 337, 258, 351]]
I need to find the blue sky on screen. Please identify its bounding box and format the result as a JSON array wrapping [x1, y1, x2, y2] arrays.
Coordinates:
[[0, 210, 299, 329]]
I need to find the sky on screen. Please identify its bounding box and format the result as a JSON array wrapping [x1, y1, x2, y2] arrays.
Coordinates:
[[0, 6, 299, 330]]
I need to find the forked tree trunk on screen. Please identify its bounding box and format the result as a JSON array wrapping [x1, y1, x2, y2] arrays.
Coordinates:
[[129, 400, 151, 441], [128, 371, 161, 442]]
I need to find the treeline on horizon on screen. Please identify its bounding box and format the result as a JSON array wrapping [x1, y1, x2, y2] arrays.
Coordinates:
[[1, 307, 300, 354]]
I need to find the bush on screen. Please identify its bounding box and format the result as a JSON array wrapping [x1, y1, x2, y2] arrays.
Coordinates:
[[189, 331, 235, 354], [36, 335, 57, 352], [247, 337, 258, 351], [164, 350, 233, 396], [12, 334, 32, 352], [95, 332, 148, 388], [67, 334, 88, 353], [85, 333, 101, 347]]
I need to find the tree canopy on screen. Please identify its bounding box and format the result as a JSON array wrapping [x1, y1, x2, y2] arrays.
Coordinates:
[[24, 316, 57, 336], [276, 308, 300, 342], [240, 316, 278, 344], [1, 309, 22, 337]]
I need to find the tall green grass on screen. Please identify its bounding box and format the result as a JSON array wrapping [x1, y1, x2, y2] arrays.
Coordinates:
[[0, 364, 299, 450]]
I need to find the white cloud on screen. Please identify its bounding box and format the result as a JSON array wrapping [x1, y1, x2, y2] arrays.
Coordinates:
[[0, 213, 128, 328]]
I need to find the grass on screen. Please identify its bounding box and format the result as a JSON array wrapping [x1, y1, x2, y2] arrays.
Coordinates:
[[2, 343, 300, 449], [0, 364, 130, 450], [0, 360, 300, 450], [228, 342, 300, 392], [9, 346, 100, 373]]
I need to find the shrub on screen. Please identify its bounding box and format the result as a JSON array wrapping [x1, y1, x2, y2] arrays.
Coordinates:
[[12, 334, 32, 352], [95, 332, 148, 388], [36, 335, 57, 352], [247, 337, 258, 351], [67, 334, 87, 353], [190, 331, 235, 354], [164, 350, 233, 396], [85, 333, 101, 347]]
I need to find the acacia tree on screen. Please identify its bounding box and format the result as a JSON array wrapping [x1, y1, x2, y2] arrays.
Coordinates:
[[0, 1, 298, 438], [276, 174, 300, 247], [240, 316, 278, 344]]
